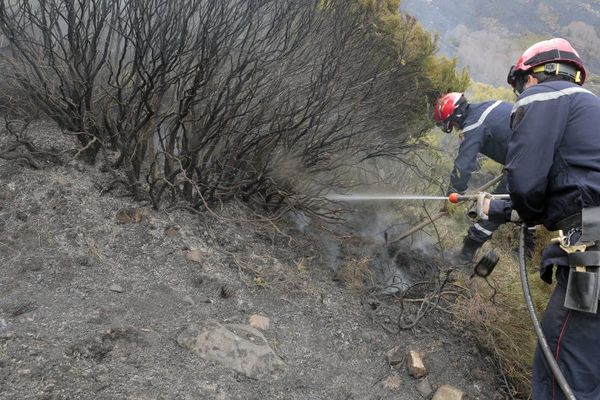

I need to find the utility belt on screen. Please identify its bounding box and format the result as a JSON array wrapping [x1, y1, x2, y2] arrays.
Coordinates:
[[554, 207, 600, 314]]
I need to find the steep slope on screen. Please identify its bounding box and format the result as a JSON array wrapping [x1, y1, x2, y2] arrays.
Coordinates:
[[0, 121, 505, 399]]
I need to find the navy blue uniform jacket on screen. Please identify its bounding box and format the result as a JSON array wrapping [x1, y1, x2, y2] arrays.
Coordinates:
[[449, 101, 513, 194], [489, 80, 600, 281]]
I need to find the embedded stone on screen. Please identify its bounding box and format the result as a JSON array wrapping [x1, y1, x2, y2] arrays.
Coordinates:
[[406, 350, 427, 378], [177, 320, 284, 380], [432, 385, 466, 400], [249, 314, 270, 331]]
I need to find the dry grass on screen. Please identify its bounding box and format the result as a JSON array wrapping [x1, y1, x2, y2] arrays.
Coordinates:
[[336, 257, 374, 290], [411, 202, 555, 396], [450, 224, 554, 397]]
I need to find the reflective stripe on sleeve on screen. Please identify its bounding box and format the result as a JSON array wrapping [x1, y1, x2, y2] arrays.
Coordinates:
[[473, 223, 493, 237], [462, 101, 502, 133]]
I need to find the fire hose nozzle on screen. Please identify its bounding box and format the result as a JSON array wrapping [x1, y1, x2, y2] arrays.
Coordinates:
[[447, 193, 462, 204], [447, 193, 510, 204], [447, 193, 475, 204]]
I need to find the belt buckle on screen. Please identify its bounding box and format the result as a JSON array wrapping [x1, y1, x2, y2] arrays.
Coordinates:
[[551, 229, 590, 254]]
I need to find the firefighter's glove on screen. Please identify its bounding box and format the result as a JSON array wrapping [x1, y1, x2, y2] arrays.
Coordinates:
[[467, 192, 491, 221]]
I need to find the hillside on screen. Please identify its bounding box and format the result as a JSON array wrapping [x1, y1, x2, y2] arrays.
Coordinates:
[[401, 0, 600, 85], [0, 122, 506, 399]]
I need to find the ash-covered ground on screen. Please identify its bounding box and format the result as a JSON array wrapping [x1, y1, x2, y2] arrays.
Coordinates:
[[1, 121, 505, 399]]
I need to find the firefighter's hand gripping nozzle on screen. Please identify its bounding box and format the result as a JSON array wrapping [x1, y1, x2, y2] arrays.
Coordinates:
[[447, 192, 510, 221]]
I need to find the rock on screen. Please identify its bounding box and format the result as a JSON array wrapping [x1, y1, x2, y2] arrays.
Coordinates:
[[384, 374, 402, 391], [109, 284, 124, 293], [249, 315, 270, 331], [115, 208, 144, 224], [416, 377, 433, 398], [165, 225, 180, 237], [56, 176, 71, 187], [432, 385, 466, 400], [177, 320, 284, 380], [185, 249, 203, 263], [406, 350, 427, 378], [385, 345, 403, 366], [0, 319, 6, 331]]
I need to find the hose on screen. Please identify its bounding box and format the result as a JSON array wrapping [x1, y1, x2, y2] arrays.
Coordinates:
[[518, 224, 577, 400]]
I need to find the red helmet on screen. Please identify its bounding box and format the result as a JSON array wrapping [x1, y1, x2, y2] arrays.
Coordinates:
[[434, 92, 467, 133], [507, 38, 586, 91]]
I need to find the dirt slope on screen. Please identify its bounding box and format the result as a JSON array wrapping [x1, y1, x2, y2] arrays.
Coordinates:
[[0, 122, 504, 399]]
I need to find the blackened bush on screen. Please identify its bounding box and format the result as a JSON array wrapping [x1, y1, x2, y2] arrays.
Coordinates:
[[0, 0, 468, 217]]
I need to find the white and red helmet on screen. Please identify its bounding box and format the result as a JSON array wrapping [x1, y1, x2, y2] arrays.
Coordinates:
[[507, 38, 586, 92], [434, 92, 468, 133]]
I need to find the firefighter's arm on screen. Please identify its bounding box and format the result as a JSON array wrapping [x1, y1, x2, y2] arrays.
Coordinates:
[[448, 129, 486, 195], [466, 193, 520, 222], [483, 197, 521, 222]]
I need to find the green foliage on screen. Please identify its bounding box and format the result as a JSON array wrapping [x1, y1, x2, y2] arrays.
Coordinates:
[[426, 56, 470, 95], [356, 0, 401, 14], [356, 0, 470, 100], [467, 81, 515, 103]]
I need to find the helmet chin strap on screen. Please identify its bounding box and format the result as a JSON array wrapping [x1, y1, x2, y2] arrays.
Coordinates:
[[454, 102, 469, 128], [443, 121, 453, 133]]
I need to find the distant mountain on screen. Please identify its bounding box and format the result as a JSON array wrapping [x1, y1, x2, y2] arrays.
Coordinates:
[[401, 0, 600, 86]]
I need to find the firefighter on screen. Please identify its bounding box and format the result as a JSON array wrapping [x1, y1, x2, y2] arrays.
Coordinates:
[[483, 38, 600, 399], [434, 92, 519, 262]]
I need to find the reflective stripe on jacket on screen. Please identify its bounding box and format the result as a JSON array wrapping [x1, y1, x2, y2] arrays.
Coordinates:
[[449, 100, 513, 193], [505, 80, 600, 228]]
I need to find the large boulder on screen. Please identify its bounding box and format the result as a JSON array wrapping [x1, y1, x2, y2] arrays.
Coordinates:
[[177, 320, 284, 380]]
